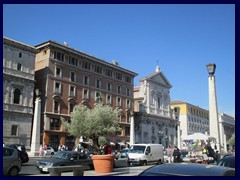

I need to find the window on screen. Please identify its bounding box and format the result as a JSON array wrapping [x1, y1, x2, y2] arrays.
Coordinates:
[[95, 91, 102, 102], [69, 85, 75, 97], [19, 52, 22, 58], [54, 101, 60, 113], [17, 63, 22, 71], [125, 76, 132, 83], [50, 118, 60, 130], [69, 56, 78, 66], [95, 65, 102, 74], [117, 86, 121, 94], [106, 69, 112, 77], [107, 83, 112, 91], [13, 88, 21, 104], [126, 88, 130, 96], [54, 51, 64, 61], [125, 127, 130, 136], [83, 76, 89, 85], [83, 89, 89, 99], [69, 103, 74, 113], [96, 79, 101, 89], [82, 61, 91, 70], [55, 67, 62, 78], [126, 99, 131, 109], [106, 94, 112, 105], [54, 82, 61, 94], [117, 97, 121, 107], [158, 97, 161, 108], [11, 125, 18, 136], [116, 72, 122, 80], [70, 72, 76, 82]]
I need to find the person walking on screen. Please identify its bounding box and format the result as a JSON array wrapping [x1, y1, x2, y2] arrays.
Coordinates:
[[39, 145, 43, 157], [166, 145, 173, 163], [173, 146, 181, 163]]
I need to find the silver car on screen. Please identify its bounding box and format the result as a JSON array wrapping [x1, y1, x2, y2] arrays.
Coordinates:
[[3, 146, 22, 176]]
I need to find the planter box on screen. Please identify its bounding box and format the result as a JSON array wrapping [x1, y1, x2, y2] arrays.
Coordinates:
[[92, 154, 115, 173]]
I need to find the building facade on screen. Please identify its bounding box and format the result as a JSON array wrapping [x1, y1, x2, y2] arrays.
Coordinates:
[[218, 113, 235, 153], [34, 40, 137, 150], [133, 66, 179, 148], [170, 100, 210, 143], [3, 37, 37, 146]]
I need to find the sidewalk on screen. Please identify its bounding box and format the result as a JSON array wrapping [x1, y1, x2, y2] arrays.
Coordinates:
[[30, 165, 153, 176]]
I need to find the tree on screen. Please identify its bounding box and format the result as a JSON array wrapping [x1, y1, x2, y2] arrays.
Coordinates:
[[228, 133, 235, 147], [61, 103, 121, 153]]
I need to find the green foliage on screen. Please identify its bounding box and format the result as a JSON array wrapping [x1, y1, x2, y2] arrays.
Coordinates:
[[98, 136, 107, 146], [61, 103, 121, 150], [227, 133, 235, 146]]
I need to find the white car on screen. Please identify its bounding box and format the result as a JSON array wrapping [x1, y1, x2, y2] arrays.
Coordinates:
[[45, 147, 55, 156]]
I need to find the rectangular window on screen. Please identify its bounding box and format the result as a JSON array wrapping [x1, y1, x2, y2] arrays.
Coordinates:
[[54, 101, 60, 113], [55, 82, 61, 94], [106, 94, 112, 105], [50, 118, 60, 130], [54, 51, 64, 61], [126, 99, 130, 109], [107, 83, 112, 91], [83, 89, 89, 99], [117, 86, 121, 94], [158, 97, 161, 108], [95, 65, 102, 74], [19, 52, 22, 58], [95, 91, 102, 102], [125, 127, 130, 136], [106, 69, 112, 77], [116, 72, 122, 80], [70, 85, 75, 96], [55, 67, 62, 78], [125, 76, 132, 83], [17, 63, 22, 71], [117, 97, 121, 107], [96, 79, 101, 89], [11, 125, 18, 136], [84, 76, 89, 85], [82, 61, 91, 70], [70, 72, 76, 82], [69, 103, 74, 113], [126, 88, 130, 96]]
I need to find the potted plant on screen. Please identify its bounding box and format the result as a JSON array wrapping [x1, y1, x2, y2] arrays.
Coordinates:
[[61, 103, 121, 173]]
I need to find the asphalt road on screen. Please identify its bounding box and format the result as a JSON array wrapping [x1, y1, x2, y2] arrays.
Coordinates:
[[20, 157, 46, 176]]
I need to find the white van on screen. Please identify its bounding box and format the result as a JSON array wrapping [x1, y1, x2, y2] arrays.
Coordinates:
[[128, 144, 164, 166]]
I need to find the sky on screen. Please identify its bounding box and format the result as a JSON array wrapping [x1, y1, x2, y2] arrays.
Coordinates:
[[3, 4, 235, 118]]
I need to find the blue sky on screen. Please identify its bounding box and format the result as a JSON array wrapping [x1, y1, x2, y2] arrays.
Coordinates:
[[3, 4, 235, 117]]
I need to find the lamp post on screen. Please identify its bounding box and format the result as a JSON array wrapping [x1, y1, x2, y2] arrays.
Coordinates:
[[130, 111, 135, 145], [206, 64, 221, 153], [29, 89, 41, 156]]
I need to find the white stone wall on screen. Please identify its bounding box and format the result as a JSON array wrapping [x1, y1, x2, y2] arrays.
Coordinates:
[[3, 37, 36, 146]]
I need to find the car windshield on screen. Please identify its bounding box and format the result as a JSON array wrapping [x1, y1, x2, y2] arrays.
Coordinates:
[[129, 146, 145, 154], [52, 152, 72, 159]]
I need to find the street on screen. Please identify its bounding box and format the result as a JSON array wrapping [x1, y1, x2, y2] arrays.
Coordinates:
[[19, 157, 154, 176]]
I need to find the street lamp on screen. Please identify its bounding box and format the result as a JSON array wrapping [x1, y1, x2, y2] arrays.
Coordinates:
[[206, 63, 221, 153]]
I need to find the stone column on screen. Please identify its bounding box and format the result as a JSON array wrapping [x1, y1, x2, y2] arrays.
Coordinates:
[[29, 92, 41, 156], [208, 75, 221, 153], [130, 112, 135, 145]]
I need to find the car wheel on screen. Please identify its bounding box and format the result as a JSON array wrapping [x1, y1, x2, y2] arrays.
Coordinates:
[[51, 152, 54, 155], [8, 167, 19, 176]]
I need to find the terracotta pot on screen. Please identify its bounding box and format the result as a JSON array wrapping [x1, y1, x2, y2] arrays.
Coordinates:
[[92, 154, 115, 173]]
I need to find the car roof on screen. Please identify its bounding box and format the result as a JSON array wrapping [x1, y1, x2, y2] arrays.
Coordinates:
[[139, 163, 235, 176]]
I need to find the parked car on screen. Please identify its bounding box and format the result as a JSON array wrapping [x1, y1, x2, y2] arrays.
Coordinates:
[[217, 155, 235, 168], [36, 151, 93, 173], [5, 144, 29, 163], [138, 163, 235, 176], [44, 147, 55, 156], [114, 149, 130, 168], [3, 146, 22, 176]]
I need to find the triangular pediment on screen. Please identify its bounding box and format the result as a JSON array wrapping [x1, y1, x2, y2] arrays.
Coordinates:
[[141, 71, 172, 88]]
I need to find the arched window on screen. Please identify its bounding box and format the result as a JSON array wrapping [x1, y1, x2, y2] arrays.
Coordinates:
[[13, 88, 21, 104]]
